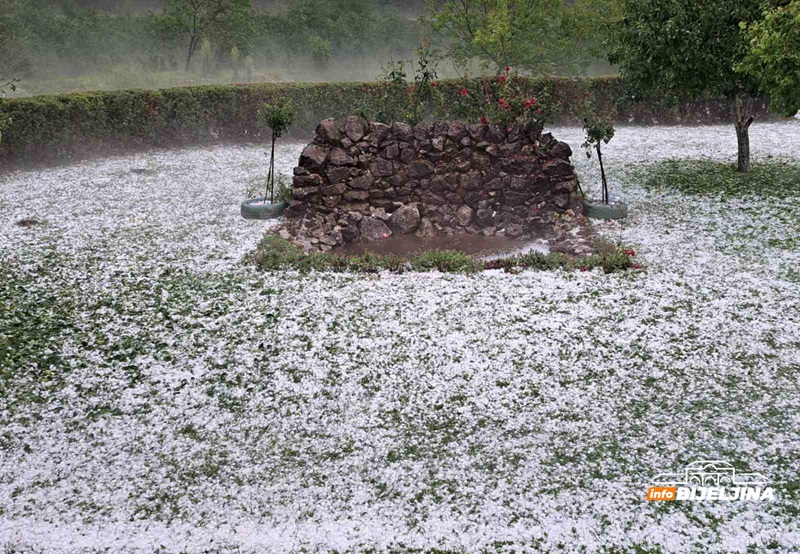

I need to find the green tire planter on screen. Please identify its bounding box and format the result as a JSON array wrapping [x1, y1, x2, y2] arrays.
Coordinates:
[[241, 198, 287, 220], [583, 200, 628, 220]]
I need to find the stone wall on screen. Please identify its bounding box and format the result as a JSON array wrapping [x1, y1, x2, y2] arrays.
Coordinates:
[[284, 116, 583, 250]]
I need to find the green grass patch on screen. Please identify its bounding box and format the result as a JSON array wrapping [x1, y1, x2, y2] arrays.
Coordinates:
[[0, 260, 76, 407], [635, 159, 800, 199], [250, 235, 640, 275]]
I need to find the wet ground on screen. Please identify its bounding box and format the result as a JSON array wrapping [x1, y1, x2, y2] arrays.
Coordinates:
[[335, 234, 552, 258], [2, 122, 800, 553]]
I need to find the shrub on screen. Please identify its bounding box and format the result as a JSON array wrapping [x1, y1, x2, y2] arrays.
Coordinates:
[[0, 76, 775, 166], [256, 101, 296, 203], [573, 92, 616, 203], [230, 46, 241, 72], [308, 36, 333, 69], [450, 67, 551, 126], [243, 55, 255, 80]]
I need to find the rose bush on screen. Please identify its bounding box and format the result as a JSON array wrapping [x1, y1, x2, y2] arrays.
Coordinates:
[[450, 67, 551, 126]]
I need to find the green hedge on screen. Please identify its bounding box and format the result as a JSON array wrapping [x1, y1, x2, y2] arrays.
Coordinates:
[[0, 77, 773, 167]]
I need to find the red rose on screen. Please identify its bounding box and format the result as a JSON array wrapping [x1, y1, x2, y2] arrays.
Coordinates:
[[480, 116, 488, 124], [579, 266, 588, 272], [461, 88, 469, 96], [536, 109, 542, 115], [431, 81, 437, 87], [505, 66, 510, 74], [499, 75, 507, 83]]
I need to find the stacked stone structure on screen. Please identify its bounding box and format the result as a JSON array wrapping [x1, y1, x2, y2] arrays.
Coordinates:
[[284, 116, 583, 249]]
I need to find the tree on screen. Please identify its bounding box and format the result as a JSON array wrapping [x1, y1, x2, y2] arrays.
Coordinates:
[[573, 93, 616, 203], [738, 0, 800, 117], [256, 102, 295, 204], [0, 0, 20, 97], [0, 0, 31, 79], [422, 0, 618, 76], [158, 0, 251, 71], [609, 0, 764, 173], [279, 0, 413, 59]]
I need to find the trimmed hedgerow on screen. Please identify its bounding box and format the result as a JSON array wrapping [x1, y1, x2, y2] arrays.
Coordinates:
[[249, 235, 642, 275], [0, 76, 773, 167]]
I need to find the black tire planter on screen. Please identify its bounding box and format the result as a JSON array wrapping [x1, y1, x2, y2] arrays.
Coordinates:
[[583, 200, 628, 220], [241, 198, 287, 220]]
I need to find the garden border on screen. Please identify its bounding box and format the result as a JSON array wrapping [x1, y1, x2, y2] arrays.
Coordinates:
[[0, 77, 775, 169]]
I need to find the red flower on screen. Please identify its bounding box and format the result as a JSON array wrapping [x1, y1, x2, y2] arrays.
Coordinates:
[[480, 116, 488, 124], [536, 109, 542, 115], [430, 81, 437, 87], [579, 266, 588, 272], [499, 75, 507, 83], [460, 88, 469, 96], [632, 263, 642, 270], [623, 249, 636, 257], [505, 66, 510, 74]]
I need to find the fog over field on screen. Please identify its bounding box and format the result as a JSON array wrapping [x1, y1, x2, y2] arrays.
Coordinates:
[[0, 0, 614, 97], [73, 0, 426, 17]]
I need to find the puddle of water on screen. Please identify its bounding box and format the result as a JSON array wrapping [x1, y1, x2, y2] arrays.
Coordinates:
[[335, 234, 551, 259]]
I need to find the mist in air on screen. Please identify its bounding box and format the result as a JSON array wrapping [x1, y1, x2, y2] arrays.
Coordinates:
[[0, 0, 615, 98]]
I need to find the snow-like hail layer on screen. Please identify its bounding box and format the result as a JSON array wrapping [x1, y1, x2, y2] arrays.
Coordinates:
[[1, 122, 799, 553]]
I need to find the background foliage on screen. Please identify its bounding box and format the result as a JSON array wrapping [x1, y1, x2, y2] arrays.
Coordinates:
[[424, 0, 621, 76], [608, 0, 767, 172], [738, 0, 800, 117], [0, 76, 774, 166], [608, 0, 762, 101], [0, 0, 417, 90]]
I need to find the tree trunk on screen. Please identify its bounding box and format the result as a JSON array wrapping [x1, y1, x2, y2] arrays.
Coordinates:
[[596, 141, 609, 204], [267, 133, 277, 203], [734, 95, 754, 173], [185, 36, 198, 72]]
